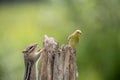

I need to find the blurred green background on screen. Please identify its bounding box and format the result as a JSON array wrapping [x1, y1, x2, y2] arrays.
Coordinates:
[[0, 0, 120, 80]]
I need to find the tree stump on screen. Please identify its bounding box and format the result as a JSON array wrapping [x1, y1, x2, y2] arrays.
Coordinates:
[[38, 35, 78, 80]]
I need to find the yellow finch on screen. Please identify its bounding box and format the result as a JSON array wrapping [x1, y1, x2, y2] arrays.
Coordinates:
[[68, 30, 82, 48]]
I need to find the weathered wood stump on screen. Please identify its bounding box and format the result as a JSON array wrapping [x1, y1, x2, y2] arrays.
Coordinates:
[[38, 35, 78, 80]]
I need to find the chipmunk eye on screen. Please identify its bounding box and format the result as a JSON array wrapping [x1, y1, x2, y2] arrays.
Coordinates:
[[29, 46, 33, 50]]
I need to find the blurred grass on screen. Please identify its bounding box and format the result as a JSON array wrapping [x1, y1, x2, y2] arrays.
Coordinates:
[[0, 1, 120, 80]]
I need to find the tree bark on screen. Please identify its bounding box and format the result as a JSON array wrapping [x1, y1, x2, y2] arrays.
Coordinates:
[[38, 35, 78, 80]]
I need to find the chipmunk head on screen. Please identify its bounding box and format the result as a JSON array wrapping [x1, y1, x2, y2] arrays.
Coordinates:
[[22, 43, 38, 56]]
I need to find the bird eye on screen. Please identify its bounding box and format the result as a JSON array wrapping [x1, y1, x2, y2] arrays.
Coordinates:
[[77, 31, 80, 34]]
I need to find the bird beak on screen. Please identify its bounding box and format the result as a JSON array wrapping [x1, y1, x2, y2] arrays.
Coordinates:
[[79, 30, 82, 35]]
